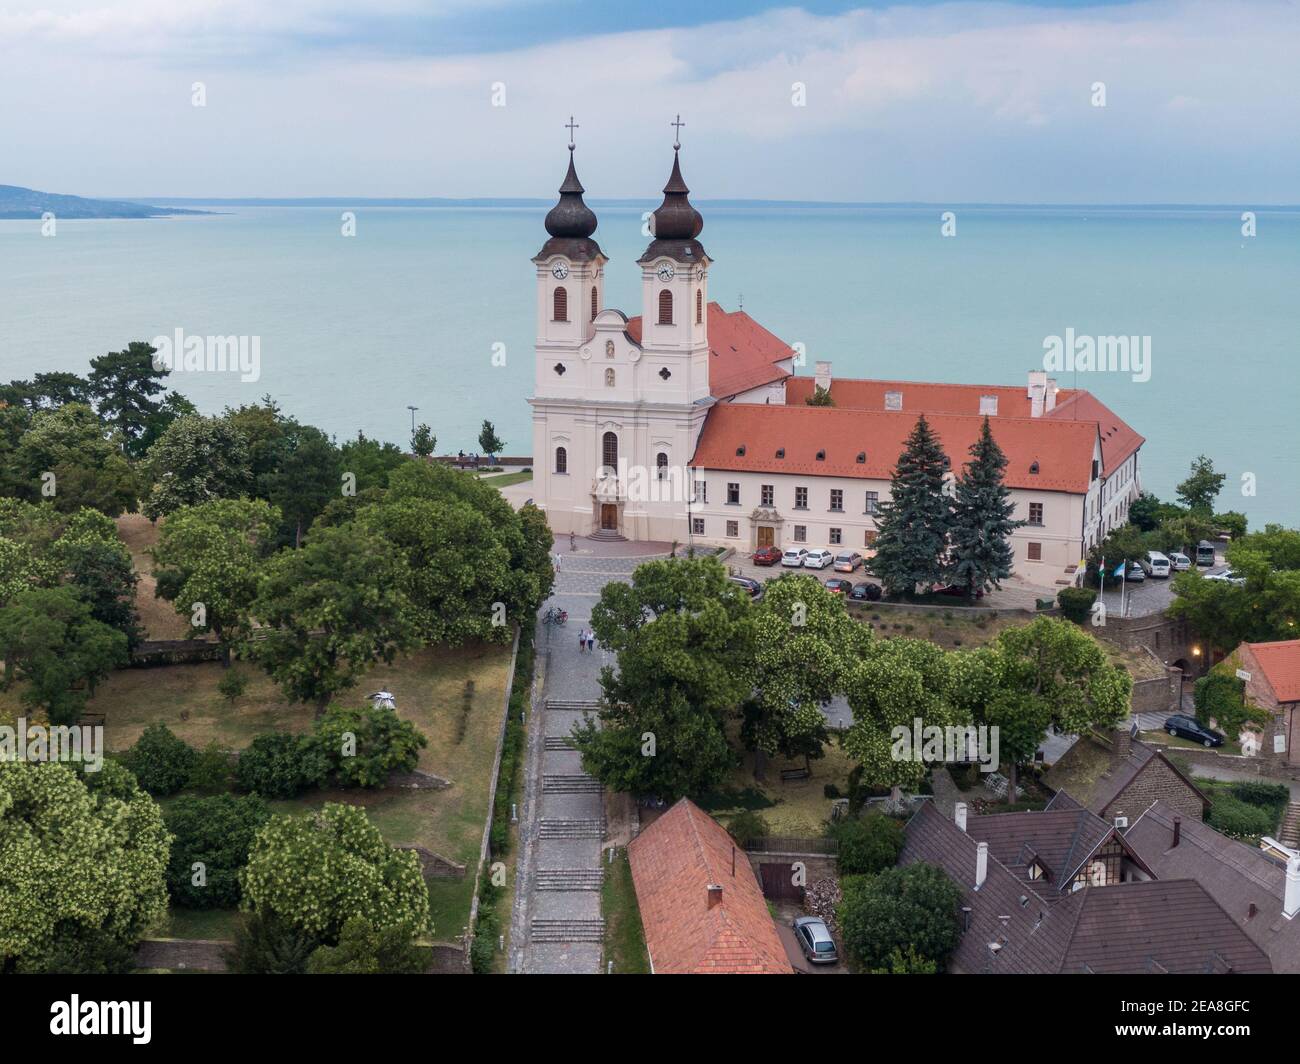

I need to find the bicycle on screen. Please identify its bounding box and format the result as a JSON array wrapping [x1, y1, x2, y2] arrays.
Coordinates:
[[543, 606, 568, 626]]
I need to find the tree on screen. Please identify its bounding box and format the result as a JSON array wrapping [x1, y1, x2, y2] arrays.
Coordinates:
[[225, 912, 320, 974], [256, 421, 341, 548], [1128, 491, 1183, 533], [838, 863, 962, 972], [0, 761, 169, 973], [1176, 454, 1226, 516], [948, 417, 1023, 598], [141, 414, 252, 520], [1169, 550, 1300, 653], [339, 431, 408, 493], [164, 794, 271, 908], [136, 391, 198, 456], [870, 414, 951, 596], [870, 945, 938, 975], [1193, 670, 1256, 740], [410, 424, 436, 458], [120, 723, 198, 796], [239, 802, 431, 942], [477, 419, 504, 458], [833, 812, 904, 876], [804, 386, 834, 407], [306, 704, 427, 788], [306, 916, 427, 974], [87, 342, 170, 457], [30, 371, 93, 409], [151, 498, 279, 664], [11, 403, 138, 516], [248, 523, 419, 714], [52, 509, 144, 647], [0, 586, 128, 724], [234, 733, 328, 799]]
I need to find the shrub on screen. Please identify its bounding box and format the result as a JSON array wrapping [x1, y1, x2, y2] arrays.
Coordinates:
[[305, 704, 427, 789], [120, 723, 197, 796], [235, 733, 328, 799], [1229, 781, 1289, 821], [726, 810, 770, 848], [225, 913, 319, 975], [188, 742, 234, 792], [838, 864, 962, 972], [1207, 793, 1274, 841], [870, 944, 937, 975], [164, 793, 271, 908], [218, 668, 248, 704], [1057, 587, 1097, 624], [306, 916, 427, 974], [1194, 672, 1254, 740], [833, 812, 904, 876]]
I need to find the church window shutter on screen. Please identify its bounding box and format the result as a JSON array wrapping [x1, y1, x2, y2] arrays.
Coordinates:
[[553, 286, 568, 322], [658, 289, 673, 325]]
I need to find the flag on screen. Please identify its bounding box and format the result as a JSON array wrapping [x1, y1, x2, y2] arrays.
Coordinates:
[[1113, 559, 1127, 578]]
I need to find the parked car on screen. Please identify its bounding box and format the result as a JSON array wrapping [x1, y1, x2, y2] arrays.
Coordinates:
[[849, 581, 882, 602], [833, 551, 864, 573], [933, 583, 985, 600], [1196, 540, 1217, 567], [1169, 551, 1192, 572], [1206, 569, 1246, 586], [1141, 551, 1171, 579], [781, 547, 809, 568], [791, 916, 839, 965], [729, 575, 763, 598], [824, 578, 853, 595], [1125, 561, 1146, 583], [803, 549, 834, 570], [1164, 714, 1225, 748], [752, 546, 783, 567]]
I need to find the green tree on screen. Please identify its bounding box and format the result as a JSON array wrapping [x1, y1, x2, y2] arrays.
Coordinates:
[[225, 912, 320, 974], [477, 419, 505, 458], [136, 391, 199, 456], [234, 733, 328, 799], [164, 794, 271, 909], [1176, 454, 1226, 516], [239, 802, 431, 941], [52, 509, 144, 647], [833, 812, 905, 876], [248, 523, 419, 714], [804, 386, 834, 407], [870, 414, 951, 596], [1169, 550, 1300, 652], [948, 417, 1023, 598], [120, 723, 198, 796], [257, 421, 341, 548], [838, 863, 962, 972], [0, 586, 128, 724], [141, 413, 252, 520], [12, 403, 138, 516], [0, 761, 170, 973], [410, 423, 436, 458], [87, 342, 170, 457], [306, 916, 427, 974], [29, 371, 94, 409], [339, 430, 409, 493], [307, 704, 427, 788], [870, 945, 938, 974], [1193, 670, 1255, 740]]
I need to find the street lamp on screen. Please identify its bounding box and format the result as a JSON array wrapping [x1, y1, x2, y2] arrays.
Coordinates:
[[406, 405, 419, 435]]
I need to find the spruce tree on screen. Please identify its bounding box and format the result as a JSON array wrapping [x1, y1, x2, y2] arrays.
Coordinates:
[[870, 414, 951, 597], [948, 417, 1023, 598]]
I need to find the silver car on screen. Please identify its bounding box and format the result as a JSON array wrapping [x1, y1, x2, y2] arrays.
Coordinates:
[[792, 916, 838, 965]]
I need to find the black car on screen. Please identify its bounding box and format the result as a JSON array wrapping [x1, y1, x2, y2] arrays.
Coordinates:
[[1164, 714, 1224, 748], [824, 578, 853, 595], [848, 582, 882, 602], [729, 575, 763, 599]]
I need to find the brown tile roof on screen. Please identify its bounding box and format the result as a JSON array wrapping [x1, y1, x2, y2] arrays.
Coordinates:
[[785, 376, 1079, 419], [689, 403, 1099, 492], [627, 798, 790, 974], [625, 302, 792, 400], [966, 807, 1122, 894], [1044, 390, 1145, 478], [1043, 733, 1208, 818], [1244, 639, 1300, 704], [901, 801, 1271, 973], [1125, 800, 1300, 973]]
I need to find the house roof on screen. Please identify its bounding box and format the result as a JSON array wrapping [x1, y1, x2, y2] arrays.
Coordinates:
[[1043, 732, 1209, 817], [626, 798, 790, 974], [901, 801, 1271, 973], [1044, 390, 1145, 478], [966, 806, 1132, 893], [689, 403, 1099, 492], [1125, 800, 1300, 973], [625, 302, 792, 401], [785, 377, 1078, 419], [1244, 639, 1300, 704]]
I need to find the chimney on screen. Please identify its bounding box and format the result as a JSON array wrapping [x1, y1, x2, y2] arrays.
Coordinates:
[[1113, 725, 1132, 763], [955, 802, 968, 832], [814, 360, 831, 394], [1172, 816, 1182, 848], [1285, 858, 1300, 920], [1046, 378, 1059, 412], [1248, 902, 1258, 921], [707, 884, 724, 910], [1027, 370, 1047, 418], [975, 841, 989, 889]]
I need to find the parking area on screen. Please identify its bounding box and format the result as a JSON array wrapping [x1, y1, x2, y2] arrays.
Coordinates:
[[772, 901, 848, 975], [1101, 559, 1229, 618]]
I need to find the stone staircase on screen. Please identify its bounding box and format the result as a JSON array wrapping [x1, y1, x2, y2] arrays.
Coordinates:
[[1279, 801, 1300, 848], [539, 817, 607, 839], [544, 735, 576, 750], [530, 918, 606, 943], [588, 529, 626, 542], [543, 773, 604, 794], [546, 698, 602, 712], [536, 868, 605, 891]]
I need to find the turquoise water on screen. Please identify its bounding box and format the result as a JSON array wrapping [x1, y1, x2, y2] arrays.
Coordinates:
[[1, 204, 1296, 525]]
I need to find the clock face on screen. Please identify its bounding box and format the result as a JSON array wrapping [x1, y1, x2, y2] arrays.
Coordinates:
[[551, 262, 569, 280], [656, 262, 675, 282]]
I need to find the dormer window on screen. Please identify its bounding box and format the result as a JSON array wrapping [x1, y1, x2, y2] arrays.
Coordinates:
[[884, 391, 902, 411], [736, 445, 746, 456], [815, 449, 826, 461], [1029, 461, 1040, 475], [856, 452, 866, 463], [1027, 861, 1044, 880], [979, 395, 998, 416], [775, 448, 785, 459]]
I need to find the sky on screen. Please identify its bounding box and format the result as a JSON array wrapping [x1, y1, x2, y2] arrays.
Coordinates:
[[1, 0, 1297, 202]]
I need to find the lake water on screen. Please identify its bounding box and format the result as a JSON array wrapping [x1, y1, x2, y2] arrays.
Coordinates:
[[1, 203, 1296, 525]]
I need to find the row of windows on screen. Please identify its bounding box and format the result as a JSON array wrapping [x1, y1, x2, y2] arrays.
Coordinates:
[[554, 436, 673, 478], [704, 481, 1049, 525], [552, 286, 704, 325]]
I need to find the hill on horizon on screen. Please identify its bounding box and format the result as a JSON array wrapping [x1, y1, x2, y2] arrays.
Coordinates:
[[0, 184, 210, 219]]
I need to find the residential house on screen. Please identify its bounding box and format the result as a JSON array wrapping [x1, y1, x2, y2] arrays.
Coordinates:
[[1226, 639, 1300, 765]]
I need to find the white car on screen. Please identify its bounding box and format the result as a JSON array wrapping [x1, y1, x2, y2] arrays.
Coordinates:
[[803, 549, 834, 570], [781, 547, 809, 567], [1169, 552, 1192, 571], [1206, 569, 1247, 586]]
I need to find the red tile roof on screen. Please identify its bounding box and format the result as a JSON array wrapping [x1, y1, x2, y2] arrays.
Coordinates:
[[689, 403, 1099, 492], [785, 377, 1078, 419], [627, 798, 790, 974], [1245, 640, 1300, 703], [626, 302, 791, 400], [1044, 390, 1145, 478]]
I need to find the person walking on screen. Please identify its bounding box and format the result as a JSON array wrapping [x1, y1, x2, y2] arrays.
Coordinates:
[[578, 627, 588, 653], [553, 552, 562, 573], [586, 630, 596, 653]]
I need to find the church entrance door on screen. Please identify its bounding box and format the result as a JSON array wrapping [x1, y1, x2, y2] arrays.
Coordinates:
[[756, 526, 775, 548], [600, 504, 618, 531]]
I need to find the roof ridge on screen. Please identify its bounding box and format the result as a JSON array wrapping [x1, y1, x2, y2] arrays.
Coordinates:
[[1142, 802, 1283, 894]]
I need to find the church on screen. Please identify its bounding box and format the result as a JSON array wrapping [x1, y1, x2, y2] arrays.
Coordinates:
[[528, 132, 1145, 585]]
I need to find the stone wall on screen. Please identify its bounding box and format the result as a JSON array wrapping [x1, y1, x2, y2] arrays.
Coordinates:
[[1107, 757, 1206, 824], [746, 851, 837, 886]]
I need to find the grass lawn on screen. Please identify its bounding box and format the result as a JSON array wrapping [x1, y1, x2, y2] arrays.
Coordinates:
[[161, 907, 242, 941], [602, 847, 650, 975], [481, 471, 533, 489]]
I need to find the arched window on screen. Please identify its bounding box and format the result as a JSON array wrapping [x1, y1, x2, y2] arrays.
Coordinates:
[[554, 446, 567, 474], [602, 432, 618, 473], [695, 289, 703, 324], [553, 286, 568, 322], [656, 452, 668, 480], [658, 289, 673, 325], [604, 368, 616, 388], [591, 286, 598, 320]]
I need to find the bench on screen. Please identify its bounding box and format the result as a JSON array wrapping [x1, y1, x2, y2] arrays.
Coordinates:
[[780, 767, 811, 782]]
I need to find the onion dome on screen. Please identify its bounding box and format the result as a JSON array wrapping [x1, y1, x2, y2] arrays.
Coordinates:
[[638, 148, 708, 265], [534, 145, 604, 265]]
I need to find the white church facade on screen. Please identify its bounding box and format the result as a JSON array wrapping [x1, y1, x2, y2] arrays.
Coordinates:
[[528, 139, 1144, 584]]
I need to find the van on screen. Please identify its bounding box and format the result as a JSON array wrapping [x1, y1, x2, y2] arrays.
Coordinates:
[[1168, 552, 1192, 572], [1196, 541, 1217, 567], [1142, 551, 1171, 579]]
